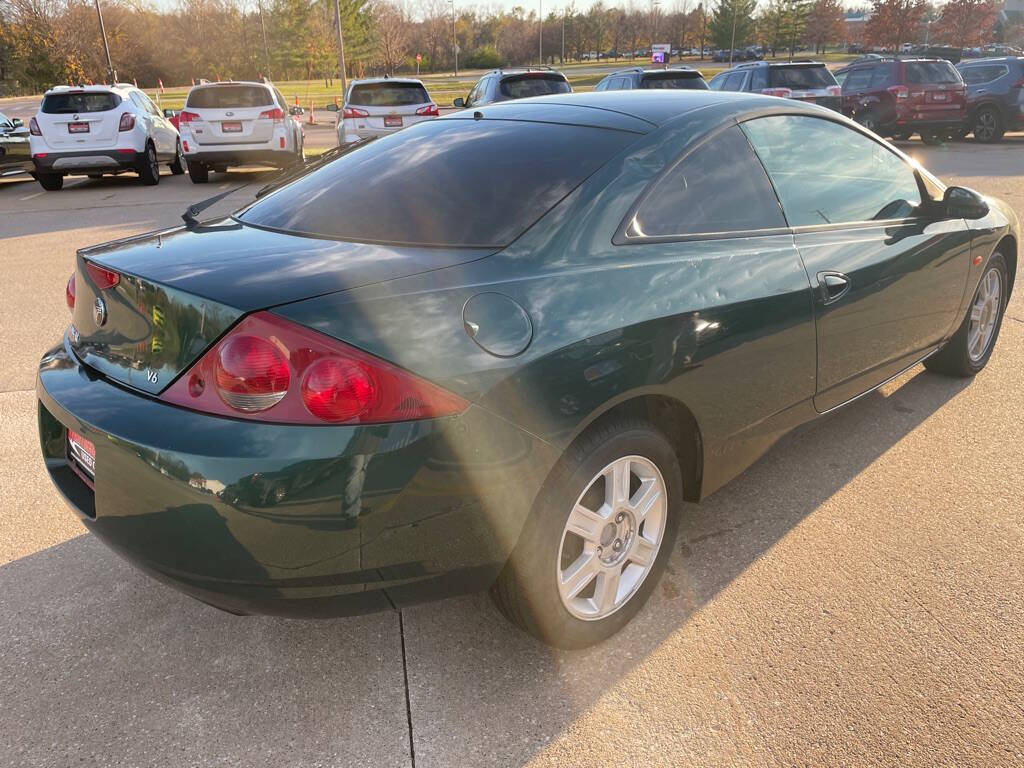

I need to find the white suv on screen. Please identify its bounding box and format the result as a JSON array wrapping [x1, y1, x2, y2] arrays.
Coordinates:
[[177, 81, 304, 183], [338, 78, 438, 145], [29, 84, 183, 190]]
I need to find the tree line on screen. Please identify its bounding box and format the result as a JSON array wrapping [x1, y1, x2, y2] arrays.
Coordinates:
[[1, 0, 1019, 95]]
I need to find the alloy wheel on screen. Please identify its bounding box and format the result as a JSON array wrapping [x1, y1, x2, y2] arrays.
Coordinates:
[[556, 455, 667, 621], [974, 110, 997, 142], [967, 267, 1001, 362], [149, 146, 158, 176]]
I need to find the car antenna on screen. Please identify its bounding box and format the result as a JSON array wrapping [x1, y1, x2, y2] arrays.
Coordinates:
[[181, 186, 246, 228]]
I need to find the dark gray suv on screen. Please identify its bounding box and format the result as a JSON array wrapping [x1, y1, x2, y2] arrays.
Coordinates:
[[594, 67, 707, 91], [454, 68, 571, 109], [956, 57, 1024, 143]]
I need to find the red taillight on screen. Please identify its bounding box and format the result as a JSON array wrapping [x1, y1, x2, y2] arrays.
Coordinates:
[[66, 274, 76, 310], [85, 262, 120, 290], [760, 88, 792, 98], [343, 106, 369, 119], [119, 113, 135, 131], [214, 335, 291, 412], [162, 312, 468, 424], [33, 153, 46, 159], [178, 111, 201, 123], [826, 85, 841, 97], [259, 107, 285, 121], [29, 117, 41, 136], [888, 85, 909, 100], [182, 140, 189, 152], [415, 104, 439, 117]]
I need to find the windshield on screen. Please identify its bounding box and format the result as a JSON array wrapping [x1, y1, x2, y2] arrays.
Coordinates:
[[41, 92, 120, 114], [905, 61, 961, 84], [186, 86, 273, 108], [499, 75, 571, 99], [349, 82, 430, 106], [768, 65, 837, 89], [238, 118, 637, 248]]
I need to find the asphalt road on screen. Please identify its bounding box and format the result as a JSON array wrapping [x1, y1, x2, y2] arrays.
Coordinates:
[[1, 139, 1023, 767]]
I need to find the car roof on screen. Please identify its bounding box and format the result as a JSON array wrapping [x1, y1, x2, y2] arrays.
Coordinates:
[[44, 84, 127, 94], [350, 77, 426, 86], [959, 56, 1024, 65], [189, 80, 271, 89], [487, 67, 568, 79], [439, 90, 803, 131], [606, 67, 701, 76]]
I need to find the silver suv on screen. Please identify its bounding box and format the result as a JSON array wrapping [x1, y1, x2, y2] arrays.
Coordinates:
[[338, 78, 438, 145], [177, 81, 304, 183]]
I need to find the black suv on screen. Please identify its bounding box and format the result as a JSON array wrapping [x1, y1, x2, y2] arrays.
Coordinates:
[[454, 68, 571, 109], [707, 61, 841, 111], [956, 56, 1024, 143], [594, 67, 708, 91]]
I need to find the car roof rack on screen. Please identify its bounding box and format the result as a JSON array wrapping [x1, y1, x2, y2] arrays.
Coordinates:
[[491, 66, 557, 74]]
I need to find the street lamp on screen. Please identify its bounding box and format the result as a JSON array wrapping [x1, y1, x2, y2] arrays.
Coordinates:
[[728, 0, 738, 67], [539, 0, 543, 64], [93, 0, 115, 83], [698, 2, 706, 61], [451, 0, 458, 76]]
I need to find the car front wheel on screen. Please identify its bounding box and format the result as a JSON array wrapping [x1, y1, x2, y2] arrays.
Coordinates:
[[492, 417, 683, 649], [924, 251, 1009, 377], [137, 143, 160, 185]]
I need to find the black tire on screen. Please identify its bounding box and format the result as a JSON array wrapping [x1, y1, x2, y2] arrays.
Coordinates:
[[492, 418, 684, 649], [920, 130, 945, 146], [924, 251, 1009, 377], [86, 173, 103, 179], [169, 140, 185, 175], [855, 110, 878, 133], [891, 130, 912, 141], [36, 173, 63, 191], [137, 143, 160, 186], [186, 159, 209, 184], [972, 106, 1004, 144]]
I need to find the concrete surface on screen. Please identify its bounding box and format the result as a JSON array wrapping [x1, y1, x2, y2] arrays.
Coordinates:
[[1, 138, 1023, 767]]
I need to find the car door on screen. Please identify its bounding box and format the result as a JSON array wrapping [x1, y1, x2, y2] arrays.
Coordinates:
[[838, 66, 873, 118], [741, 114, 972, 412], [141, 92, 177, 153]]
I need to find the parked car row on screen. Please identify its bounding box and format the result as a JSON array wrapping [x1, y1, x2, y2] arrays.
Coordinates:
[[23, 79, 304, 190]]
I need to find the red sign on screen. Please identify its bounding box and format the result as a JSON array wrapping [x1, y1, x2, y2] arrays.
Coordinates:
[[416, 53, 422, 62]]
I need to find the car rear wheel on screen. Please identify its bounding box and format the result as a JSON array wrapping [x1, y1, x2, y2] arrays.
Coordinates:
[[891, 130, 912, 141], [36, 173, 63, 191], [492, 418, 683, 649], [920, 130, 945, 146], [855, 110, 878, 133], [169, 140, 186, 174], [972, 106, 1004, 144], [186, 159, 209, 184], [924, 251, 1008, 377], [137, 143, 160, 186]]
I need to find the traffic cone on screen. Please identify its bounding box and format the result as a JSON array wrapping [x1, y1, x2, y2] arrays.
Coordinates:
[[158, 78, 165, 93]]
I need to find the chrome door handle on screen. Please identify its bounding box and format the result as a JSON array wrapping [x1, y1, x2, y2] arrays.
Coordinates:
[[817, 272, 851, 305]]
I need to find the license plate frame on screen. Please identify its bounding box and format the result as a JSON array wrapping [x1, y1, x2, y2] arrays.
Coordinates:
[[68, 122, 90, 134], [384, 115, 403, 128], [932, 92, 948, 101], [67, 428, 96, 482], [221, 121, 243, 133]]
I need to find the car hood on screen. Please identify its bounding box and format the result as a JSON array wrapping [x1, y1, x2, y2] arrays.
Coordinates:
[[80, 219, 497, 312]]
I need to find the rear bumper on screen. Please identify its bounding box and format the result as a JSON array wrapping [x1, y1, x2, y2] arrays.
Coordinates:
[[37, 335, 559, 618], [32, 149, 142, 174], [182, 148, 293, 168]]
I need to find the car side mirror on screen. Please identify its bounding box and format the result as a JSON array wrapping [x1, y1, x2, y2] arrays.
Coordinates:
[[163, 109, 174, 118], [453, 97, 465, 108], [943, 186, 989, 220], [11, 117, 23, 128], [325, 103, 339, 112]]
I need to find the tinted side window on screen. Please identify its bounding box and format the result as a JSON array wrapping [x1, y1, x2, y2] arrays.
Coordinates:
[[240, 119, 638, 247], [724, 72, 747, 91], [707, 73, 727, 90], [742, 115, 921, 227], [630, 125, 786, 238], [594, 79, 609, 91], [869, 65, 893, 88], [842, 68, 872, 91], [904, 61, 960, 84], [750, 67, 768, 90]]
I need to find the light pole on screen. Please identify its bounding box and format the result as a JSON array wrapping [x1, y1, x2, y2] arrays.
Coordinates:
[[257, 0, 271, 79], [333, 0, 347, 95], [698, 2, 706, 61], [539, 0, 543, 64], [562, 8, 566, 64], [451, 0, 458, 76], [728, 0, 738, 67], [93, 0, 115, 83]]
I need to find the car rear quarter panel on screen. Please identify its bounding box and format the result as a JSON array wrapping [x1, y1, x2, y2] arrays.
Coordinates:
[[277, 108, 819, 500]]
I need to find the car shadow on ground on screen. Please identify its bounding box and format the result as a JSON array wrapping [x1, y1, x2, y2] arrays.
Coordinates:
[[0, 366, 974, 766]]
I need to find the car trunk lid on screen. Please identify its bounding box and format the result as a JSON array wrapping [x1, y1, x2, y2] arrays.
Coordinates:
[[71, 222, 495, 393], [902, 60, 967, 115]]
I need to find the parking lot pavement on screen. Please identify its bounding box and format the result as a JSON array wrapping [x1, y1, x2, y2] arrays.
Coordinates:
[[2, 142, 1023, 767]]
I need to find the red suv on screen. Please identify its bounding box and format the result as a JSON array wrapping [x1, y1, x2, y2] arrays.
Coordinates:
[[834, 58, 967, 144]]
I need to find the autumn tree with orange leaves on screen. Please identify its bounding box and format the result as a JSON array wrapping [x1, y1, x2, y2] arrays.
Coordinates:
[[865, 0, 926, 51], [934, 0, 999, 49]]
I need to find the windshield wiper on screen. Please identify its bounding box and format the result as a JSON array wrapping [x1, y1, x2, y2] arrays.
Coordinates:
[[254, 137, 378, 199], [182, 185, 247, 228]]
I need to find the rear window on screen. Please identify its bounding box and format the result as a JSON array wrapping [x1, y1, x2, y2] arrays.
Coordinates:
[[904, 61, 961, 84], [348, 82, 430, 106], [640, 73, 708, 90], [186, 85, 273, 109], [41, 91, 119, 114], [238, 119, 637, 247], [768, 65, 837, 89], [499, 75, 571, 100]]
